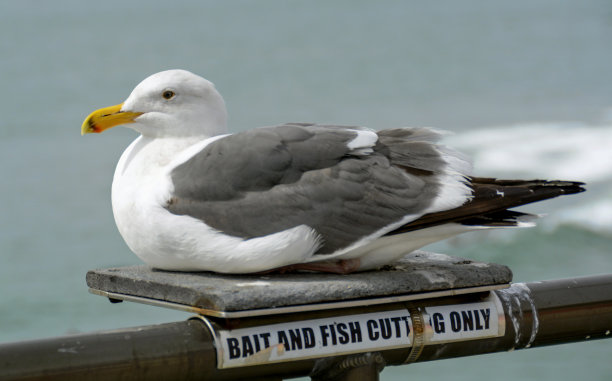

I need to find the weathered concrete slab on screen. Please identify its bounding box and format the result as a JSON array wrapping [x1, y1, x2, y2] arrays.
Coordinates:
[[87, 251, 511, 314]]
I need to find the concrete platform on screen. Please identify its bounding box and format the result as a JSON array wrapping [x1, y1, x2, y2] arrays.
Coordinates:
[[86, 251, 512, 317]]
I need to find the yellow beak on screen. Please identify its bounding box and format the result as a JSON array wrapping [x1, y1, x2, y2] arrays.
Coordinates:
[[81, 103, 143, 135]]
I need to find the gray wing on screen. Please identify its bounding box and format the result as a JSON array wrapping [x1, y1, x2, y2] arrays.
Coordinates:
[[166, 123, 450, 254]]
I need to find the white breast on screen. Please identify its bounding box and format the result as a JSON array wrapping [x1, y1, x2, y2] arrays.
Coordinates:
[[111, 136, 179, 262]]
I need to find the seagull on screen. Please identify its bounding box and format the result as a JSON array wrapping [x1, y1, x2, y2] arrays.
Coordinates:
[[82, 69, 584, 274]]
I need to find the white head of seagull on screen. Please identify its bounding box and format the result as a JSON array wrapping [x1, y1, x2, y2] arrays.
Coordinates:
[[82, 69, 228, 139]]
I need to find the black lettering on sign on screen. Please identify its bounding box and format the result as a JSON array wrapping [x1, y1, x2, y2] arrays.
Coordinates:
[[379, 318, 392, 339], [260, 332, 271, 348], [337, 323, 349, 344], [450, 311, 461, 332], [303, 327, 316, 348], [251, 334, 261, 352], [391, 316, 410, 337], [227, 337, 241, 359], [349, 321, 362, 343], [461, 310, 474, 331], [328, 323, 338, 345], [277, 331, 290, 351], [481, 308, 491, 329], [288, 328, 302, 350], [242, 335, 254, 357], [367, 319, 379, 341], [446, 308, 493, 333], [319, 325, 329, 346], [432, 312, 445, 334], [474, 309, 483, 330]]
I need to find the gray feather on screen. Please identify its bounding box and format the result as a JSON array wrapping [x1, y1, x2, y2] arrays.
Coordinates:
[[167, 124, 449, 253]]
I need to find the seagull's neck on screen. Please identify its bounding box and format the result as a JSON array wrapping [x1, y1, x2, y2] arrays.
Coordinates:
[[117, 135, 208, 178]]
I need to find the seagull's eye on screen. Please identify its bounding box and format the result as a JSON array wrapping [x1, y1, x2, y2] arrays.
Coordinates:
[[162, 90, 175, 100]]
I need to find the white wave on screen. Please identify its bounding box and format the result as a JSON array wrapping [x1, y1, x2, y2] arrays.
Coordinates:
[[445, 122, 612, 235], [551, 198, 612, 236], [446, 122, 612, 183]]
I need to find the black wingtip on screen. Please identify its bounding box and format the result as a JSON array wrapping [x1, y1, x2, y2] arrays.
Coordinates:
[[387, 177, 587, 236], [542, 180, 586, 195]]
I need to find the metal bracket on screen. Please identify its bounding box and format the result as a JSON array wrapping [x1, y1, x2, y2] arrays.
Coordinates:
[[404, 303, 425, 363], [310, 352, 386, 381]]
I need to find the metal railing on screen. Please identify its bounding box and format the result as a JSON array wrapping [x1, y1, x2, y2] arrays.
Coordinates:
[[1, 274, 611, 381]]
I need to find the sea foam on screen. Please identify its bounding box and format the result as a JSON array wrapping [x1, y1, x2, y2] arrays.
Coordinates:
[[445, 122, 612, 235]]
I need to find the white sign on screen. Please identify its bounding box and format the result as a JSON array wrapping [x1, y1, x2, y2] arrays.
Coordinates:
[[216, 309, 413, 368], [212, 293, 504, 368], [425, 297, 504, 343]]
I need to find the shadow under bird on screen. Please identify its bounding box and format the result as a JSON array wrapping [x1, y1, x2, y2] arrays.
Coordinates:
[[82, 70, 584, 274]]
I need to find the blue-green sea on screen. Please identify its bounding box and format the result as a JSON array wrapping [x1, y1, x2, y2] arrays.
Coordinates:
[[1, 1, 611, 380]]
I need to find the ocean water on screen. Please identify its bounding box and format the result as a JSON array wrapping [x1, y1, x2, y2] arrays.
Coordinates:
[[1, 1, 611, 380]]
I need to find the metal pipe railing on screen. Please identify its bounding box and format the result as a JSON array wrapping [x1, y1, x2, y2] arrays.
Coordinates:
[[1, 274, 611, 381]]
